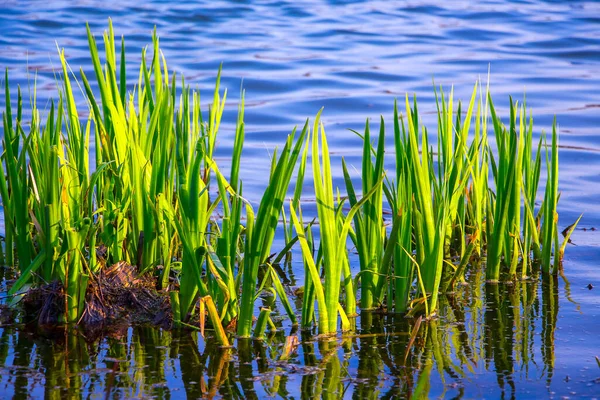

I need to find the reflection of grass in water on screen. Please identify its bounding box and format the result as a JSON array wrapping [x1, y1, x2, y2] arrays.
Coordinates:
[[541, 275, 558, 386], [0, 278, 561, 398]]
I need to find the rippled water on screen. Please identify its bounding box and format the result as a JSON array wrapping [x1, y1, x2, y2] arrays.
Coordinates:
[[1, 0, 600, 398]]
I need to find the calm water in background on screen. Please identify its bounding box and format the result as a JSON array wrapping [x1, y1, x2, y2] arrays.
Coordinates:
[[0, 0, 600, 398]]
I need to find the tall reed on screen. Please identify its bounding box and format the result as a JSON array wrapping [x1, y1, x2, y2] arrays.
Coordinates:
[[341, 118, 388, 310], [0, 22, 576, 337], [236, 124, 308, 338], [291, 111, 381, 334]]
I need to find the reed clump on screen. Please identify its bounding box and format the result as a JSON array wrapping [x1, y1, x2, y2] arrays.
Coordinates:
[[0, 22, 578, 342]]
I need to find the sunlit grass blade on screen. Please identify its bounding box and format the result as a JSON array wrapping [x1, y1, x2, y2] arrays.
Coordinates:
[[237, 123, 308, 338], [541, 120, 559, 274]]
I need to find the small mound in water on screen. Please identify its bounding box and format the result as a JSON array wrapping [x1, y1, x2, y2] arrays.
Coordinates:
[[22, 261, 171, 330]]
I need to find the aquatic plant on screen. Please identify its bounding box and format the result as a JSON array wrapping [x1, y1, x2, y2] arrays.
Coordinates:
[[235, 124, 307, 338], [0, 21, 577, 340], [341, 117, 390, 311], [291, 111, 381, 334]]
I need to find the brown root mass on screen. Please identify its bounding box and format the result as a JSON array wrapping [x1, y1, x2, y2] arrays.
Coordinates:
[[21, 261, 172, 331]]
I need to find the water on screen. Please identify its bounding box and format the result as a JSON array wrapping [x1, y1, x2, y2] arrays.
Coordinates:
[[1, 0, 600, 398]]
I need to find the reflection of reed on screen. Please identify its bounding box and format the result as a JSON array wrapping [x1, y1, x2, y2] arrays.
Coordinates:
[[0, 275, 561, 398], [352, 312, 417, 398], [175, 330, 205, 398], [132, 327, 170, 397], [15, 329, 39, 399], [541, 275, 558, 386], [319, 339, 344, 400], [299, 335, 346, 399], [237, 338, 260, 399], [0, 327, 11, 370], [515, 280, 538, 379], [468, 267, 486, 364], [7, 329, 91, 399], [210, 347, 232, 397], [484, 283, 516, 398], [442, 292, 477, 375], [478, 278, 557, 398], [355, 311, 385, 399], [300, 331, 319, 399]]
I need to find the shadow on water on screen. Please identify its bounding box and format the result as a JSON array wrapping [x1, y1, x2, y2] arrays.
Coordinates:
[[0, 278, 570, 398]]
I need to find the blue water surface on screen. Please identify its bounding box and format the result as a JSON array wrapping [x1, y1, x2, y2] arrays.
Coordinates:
[[0, 1, 599, 398]]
